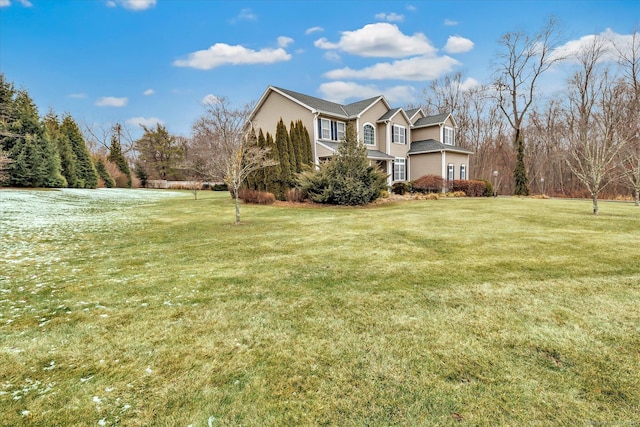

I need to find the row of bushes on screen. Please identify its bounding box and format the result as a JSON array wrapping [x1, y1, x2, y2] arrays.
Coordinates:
[[391, 175, 494, 197]]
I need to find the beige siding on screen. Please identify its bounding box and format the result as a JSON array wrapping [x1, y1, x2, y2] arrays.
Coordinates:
[[388, 113, 411, 158], [316, 143, 334, 158], [411, 126, 441, 142], [409, 153, 443, 180], [251, 91, 315, 139], [444, 152, 470, 179], [359, 100, 389, 151]]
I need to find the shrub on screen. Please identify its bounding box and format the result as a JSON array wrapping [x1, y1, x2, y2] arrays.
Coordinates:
[[391, 182, 408, 195], [450, 179, 486, 197], [285, 187, 305, 202], [211, 183, 228, 191], [481, 179, 494, 197], [238, 188, 275, 204], [425, 193, 440, 200], [412, 175, 444, 193], [298, 123, 387, 206]]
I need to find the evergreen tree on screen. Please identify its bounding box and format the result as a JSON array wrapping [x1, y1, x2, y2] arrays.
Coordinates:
[[263, 131, 281, 196], [134, 124, 184, 180], [5, 90, 65, 188], [94, 156, 115, 188], [43, 110, 77, 187], [275, 119, 292, 188], [108, 124, 132, 187], [255, 129, 267, 191], [513, 131, 529, 196], [289, 120, 302, 173], [61, 114, 98, 188], [244, 129, 259, 190], [296, 120, 313, 167], [299, 123, 387, 205]]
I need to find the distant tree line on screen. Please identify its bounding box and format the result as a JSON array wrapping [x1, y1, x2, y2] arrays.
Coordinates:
[[0, 74, 135, 189]]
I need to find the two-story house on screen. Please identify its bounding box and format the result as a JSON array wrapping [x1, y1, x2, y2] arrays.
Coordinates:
[[247, 86, 473, 187]]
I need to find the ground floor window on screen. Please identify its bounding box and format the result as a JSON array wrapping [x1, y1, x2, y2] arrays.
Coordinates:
[[460, 164, 467, 180], [394, 158, 406, 181], [448, 164, 454, 181]]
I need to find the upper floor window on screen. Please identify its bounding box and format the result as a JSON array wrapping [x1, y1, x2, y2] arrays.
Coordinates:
[[336, 121, 346, 141], [444, 127, 455, 145], [363, 124, 375, 145], [319, 118, 346, 141], [392, 124, 406, 144]]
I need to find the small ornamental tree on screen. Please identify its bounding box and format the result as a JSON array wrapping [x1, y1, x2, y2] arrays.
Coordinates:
[[299, 123, 387, 205], [108, 124, 132, 187]]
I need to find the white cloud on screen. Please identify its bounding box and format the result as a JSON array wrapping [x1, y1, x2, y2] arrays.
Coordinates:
[[323, 55, 460, 81], [201, 94, 220, 105], [109, 0, 156, 11], [324, 51, 341, 62], [143, 89, 155, 96], [68, 93, 87, 99], [552, 28, 636, 63], [375, 12, 404, 22], [314, 23, 436, 58], [173, 43, 291, 70], [318, 81, 416, 104], [277, 36, 294, 48], [1, 0, 32, 7], [443, 36, 474, 53], [305, 26, 324, 35], [406, 5, 416, 12], [126, 116, 164, 128], [233, 8, 257, 22], [95, 97, 128, 107], [459, 77, 480, 91], [444, 19, 459, 26]]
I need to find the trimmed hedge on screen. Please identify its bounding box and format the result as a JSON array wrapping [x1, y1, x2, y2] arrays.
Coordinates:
[[412, 175, 444, 193], [450, 179, 487, 197]]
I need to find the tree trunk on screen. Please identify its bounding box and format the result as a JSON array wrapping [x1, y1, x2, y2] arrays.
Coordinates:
[[634, 189, 639, 206], [592, 193, 599, 215], [234, 192, 241, 224]]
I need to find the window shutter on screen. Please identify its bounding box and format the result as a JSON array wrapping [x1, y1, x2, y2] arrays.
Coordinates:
[[392, 125, 395, 143], [331, 121, 336, 140], [318, 119, 322, 137], [404, 128, 407, 144]]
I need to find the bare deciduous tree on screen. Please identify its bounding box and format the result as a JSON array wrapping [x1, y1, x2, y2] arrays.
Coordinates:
[[494, 17, 566, 195], [565, 35, 629, 215], [614, 29, 640, 205], [189, 97, 276, 224]]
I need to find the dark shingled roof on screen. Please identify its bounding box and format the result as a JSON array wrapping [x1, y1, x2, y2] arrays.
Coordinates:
[[273, 87, 380, 119], [408, 139, 474, 155], [317, 141, 395, 160], [377, 107, 402, 121], [413, 112, 450, 128], [405, 108, 421, 118]]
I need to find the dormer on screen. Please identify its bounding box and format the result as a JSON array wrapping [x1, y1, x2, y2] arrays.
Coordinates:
[[411, 112, 457, 145]]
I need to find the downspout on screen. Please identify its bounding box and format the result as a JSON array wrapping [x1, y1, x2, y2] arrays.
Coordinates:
[[313, 112, 319, 167], [441, 150, 446, 193]]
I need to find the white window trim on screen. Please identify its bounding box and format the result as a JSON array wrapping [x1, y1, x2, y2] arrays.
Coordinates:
[[336, 121, 346, 141], [392, 124, 406, 145], [394, 157, 406, 181], [447, 164, 455, 181], [460, 164, 467, 180], [444, 126, 455, 146], [363, 123, 376, 146], [320, 118, 331, 140]]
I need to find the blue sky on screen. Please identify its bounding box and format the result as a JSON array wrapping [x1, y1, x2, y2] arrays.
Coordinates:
[[1, 0, 638, 138]]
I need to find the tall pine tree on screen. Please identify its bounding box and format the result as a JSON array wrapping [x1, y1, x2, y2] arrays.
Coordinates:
[[275, 119, 292, 188], [108, 124, 132, 188], [263, 131, 281, 196], [43, 109, 77, 187], [61, 115, 98, 188]]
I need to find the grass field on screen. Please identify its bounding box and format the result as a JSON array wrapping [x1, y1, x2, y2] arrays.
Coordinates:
[[1, 188, 639, 426]]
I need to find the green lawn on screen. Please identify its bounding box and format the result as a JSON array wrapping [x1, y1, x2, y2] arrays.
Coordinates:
[[1, 189, 639, 426]]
